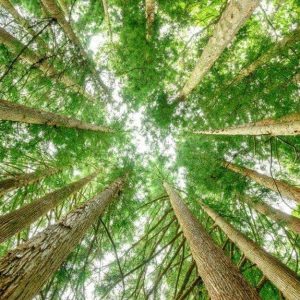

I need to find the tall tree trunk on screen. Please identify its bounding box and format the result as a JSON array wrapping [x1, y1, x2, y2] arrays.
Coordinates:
[[164, 183, 259, 300], [145, 0, 155, 40], [235, 27, 300, 82], [0, 0, 47, 50], [224, 161, 300, 203], [0, 99, 113, 133], [178, 0, 259, 99], [0, 176, 125, 300], [101, 0, 113, 43], [0, 167, 58, 197], [200, 202, 300, 300], [0, 27, 94, 101], [239, 193, 300, 235], [0, 171, 98, 243], [192, 113, 300, 136], [57, 0, 69, 17]]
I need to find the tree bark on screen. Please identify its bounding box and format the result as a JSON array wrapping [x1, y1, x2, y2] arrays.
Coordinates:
[[0, 99, 113, 133], [200, 202, 300, 300], [0, 176, 125, 300], [145, 0, 155, 40], [164, 183, 259, 300], [0, 171, 98, 243], [235, 27, 300, 82], [101, 0, 113, 43], [239, 194, 300, 235], [0, 167, 58, 197], [224, 161, 300, 203], [178, 0, 259, 99], [0, 27, 94, 101], [192, 113, 300, 136]]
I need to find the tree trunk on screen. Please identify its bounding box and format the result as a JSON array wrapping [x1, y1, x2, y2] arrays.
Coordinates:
[[178, 0, 259, 99], [0, 167, 58, 197], [224, 161, 300, 203], [200, 202, 300, 300], [145, 0, 155, 40], [235, 27, 300, 82], [0, 27, 94, 101], [192, 113, 300, 136], [101, 0, 113, 43], [0, 171, 98, 243], [0, 99, 113, 133], [0, 176, 125, 300], [0, 0, 47, 50], [239, 194, 300, 235], [164, 183, 259, 300], [57, 0, 69, 17]]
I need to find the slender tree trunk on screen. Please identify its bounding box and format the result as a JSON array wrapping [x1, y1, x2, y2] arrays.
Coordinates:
[[0, 167, 58, 197], [239, 193, 300, 235], [192, 113, 300, 136], [101, 0, 113, 43], [0, 99, 113, 133], [200, 202, 300, 300], [0, 176, 125, 300], [224, 161, 300, 203], [145, 0, 155, 40], [164, 183, 259, 300], [0, 171, 98, 243], [235, 27, 300, 82], [0, 0, 47, 50], [0, 27, 94, 101], [178, 0, 259, 99]]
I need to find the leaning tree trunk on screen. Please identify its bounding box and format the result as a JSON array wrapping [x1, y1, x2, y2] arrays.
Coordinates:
[[192, 112, 300, 136], [235, 27, 300, 82], [224, 161, 300, 203], [0, 27, 94, 101], [0, 0, 47, 50], [164, 183, 259, 300], [178, 0, 259, 99], [0, 99, 112, 133], [0, 171, 98, 243], [200, 202, 300, 300], [0, 167, 58, 197], [0, 176, 125, 300], [239, 193, 300, 235], [145, 0, 155, 40]]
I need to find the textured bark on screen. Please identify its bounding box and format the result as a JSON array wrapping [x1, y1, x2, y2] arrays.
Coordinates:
[[57, 0, 69, 17], [0, 27, 94, 101], [178, 0, 259, 99], [0, 171, 98, 243], [224, 161, 300, 203], [145, 0, 155, 40], [0, 0, 47, 50], [0, 176, 124, 300], [235, 27, 300, 82], [193, 113, 300, 136], [200, 202, 300, 300], [0, 167, 58, 197], [164, 183, 259, 300], [0, 99, 113, 133], [239, 194, 300, 235]]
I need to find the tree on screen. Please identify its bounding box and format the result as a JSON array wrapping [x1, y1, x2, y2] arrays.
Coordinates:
[[224, 161, 300, 203], [0, 176, 125, 300], [0, 99, 112, 133], [145, 0, 155, 40], [200, 202, 300, 300], [0, 171, 98, 243], [164, 183, 259, 300], [192, 112, 300, 136]]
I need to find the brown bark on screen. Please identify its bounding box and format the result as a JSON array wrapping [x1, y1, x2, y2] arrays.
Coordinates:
[[145, 0, 155, 40], [224, 161, 300, 203], [200, 202, 300, 300], [0, 99, 113, 133], [178, 0, 259, 99], [0, 171, 98, 243], [193, 112, 300, 136], [101, 0, 113, 43], [0, 27, 94, 101], [0, 176, 124, 300], [0, 167, 58, 197], [239, 194, 300, 235], [164, 183, 259, 300]]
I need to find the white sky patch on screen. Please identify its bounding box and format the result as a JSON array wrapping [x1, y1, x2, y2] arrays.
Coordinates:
[[88, 32, 108, 54]]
